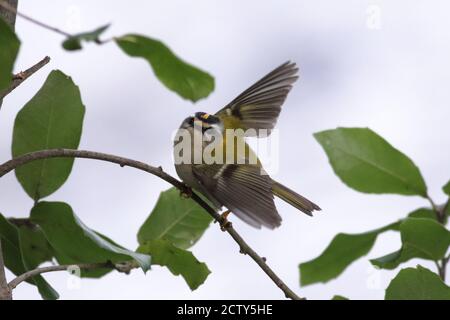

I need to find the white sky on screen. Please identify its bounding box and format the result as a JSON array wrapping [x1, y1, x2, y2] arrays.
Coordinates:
[[1, 0, 449, 299]]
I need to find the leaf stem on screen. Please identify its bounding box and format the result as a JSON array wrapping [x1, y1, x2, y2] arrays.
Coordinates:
[[0, 148, 304, 300], [426, 193, 448, 281]]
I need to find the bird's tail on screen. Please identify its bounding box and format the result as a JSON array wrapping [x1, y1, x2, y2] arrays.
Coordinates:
[[271, 180, 321, 216]]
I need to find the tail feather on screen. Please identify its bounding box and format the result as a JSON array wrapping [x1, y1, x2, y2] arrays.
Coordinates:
[[271, 181, 321, 216]]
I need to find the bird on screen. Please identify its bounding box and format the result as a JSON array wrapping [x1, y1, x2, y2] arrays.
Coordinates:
[[173, 61, 320, 229]]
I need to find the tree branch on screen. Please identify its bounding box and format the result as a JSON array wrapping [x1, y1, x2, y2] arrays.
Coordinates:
[[0, 0, 17, 30], [0, 148, 304, 300], [0, 241, 12, 300], [8, 261, 135, 291], [0, 0, 70, 37], [0, 0, 16, 301], [0, 56, 50, 102]]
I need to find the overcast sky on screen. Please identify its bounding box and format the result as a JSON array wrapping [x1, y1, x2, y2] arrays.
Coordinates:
[[1, 0, 450, 299]]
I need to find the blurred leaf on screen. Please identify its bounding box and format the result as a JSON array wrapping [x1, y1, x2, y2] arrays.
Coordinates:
[[138, 239, 210, 290], [332, 295, 349, 300], [371, 218, 450, 269], [0, 17, 20, 91], [408, 208, 439, 221], [371, 248, 418, 270], [12, 70, 85, 200], [314, 128, 427, 196], [31, 201, 151, 273], [62, 24, 109, 51], [406, 207, 447, 227], [115, 34, 214, 102], [385, 265, 450, 300], [0, 213, 58, 299], [138, 187, 212, 249], [444, 180, 450, 196], [299, 222, 398, 286]]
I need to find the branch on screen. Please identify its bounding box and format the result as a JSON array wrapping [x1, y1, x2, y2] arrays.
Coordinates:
[[0, 0, 70, 37], [0, 148, 304, 300], [8, 261, 136, 291], [0, 0, 16, 301], [0, 0, 17, 30], [0, 241, 12, 300], [0, 56, 50, 101]]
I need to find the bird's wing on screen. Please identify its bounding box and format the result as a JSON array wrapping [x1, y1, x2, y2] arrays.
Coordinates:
[[215, 61, 298, 136], [192, 163, 281, 229]]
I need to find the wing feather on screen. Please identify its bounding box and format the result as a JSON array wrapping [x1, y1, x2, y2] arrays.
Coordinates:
[[192, 164, 281, 229], [216, 61, 299, 135]]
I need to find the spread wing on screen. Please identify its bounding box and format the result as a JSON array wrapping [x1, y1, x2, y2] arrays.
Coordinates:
[[215, 61, 298, 136], [191, 164, 281, 229]]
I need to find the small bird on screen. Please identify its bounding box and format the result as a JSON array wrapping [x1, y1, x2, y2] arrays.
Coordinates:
[[174, 62, 320, 229]]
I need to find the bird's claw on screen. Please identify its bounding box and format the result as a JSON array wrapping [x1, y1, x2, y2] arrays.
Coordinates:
[[217, 210, 231, 231], [180, 185, 193, 198]]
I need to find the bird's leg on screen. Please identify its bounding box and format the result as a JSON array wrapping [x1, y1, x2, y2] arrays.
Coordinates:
[[219, 209, 231, 231], [179, 184, 193, 198]]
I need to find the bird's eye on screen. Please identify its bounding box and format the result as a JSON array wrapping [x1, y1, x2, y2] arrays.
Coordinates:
[[195, 112, 209, 120], [195, 112, 220, 124]]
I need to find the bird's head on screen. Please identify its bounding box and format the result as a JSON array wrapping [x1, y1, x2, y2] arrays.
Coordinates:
[[180, 112, 222, 134]]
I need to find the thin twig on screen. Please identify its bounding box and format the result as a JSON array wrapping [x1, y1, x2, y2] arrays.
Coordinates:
[[0, 56, 50, 101], [0, 0, 71, 37], [0, 241, 12, 300], [8, 261, 136, 290], [426, 194, 439, 216], [0, 148, 304, 300]]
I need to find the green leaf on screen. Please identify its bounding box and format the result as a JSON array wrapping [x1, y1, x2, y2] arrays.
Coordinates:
[[31, 276, 59, 300], [407, 207, 447, 225], [0, 213, 25, 275], [299, 222, 398, 286], [17, 225, 59, 300], [30, 201, 151, 273], [385, 265, 450, 300], [138, 187, 212, 249], [332, 295, 349, 300], [17, 225, 53, 269], [138, 239, 210, 290], [0, 213, 58, 299], [314, 128, 427, 196], [371, 248, 417, 270], [62, 24, 110, 51], [444, 180, 450, 196], [12, 70, 85, 200], [371, 218, 450, 269], [115, 34, 214, 102], [408, 208, 438, 221], [0, 17, 20, 91]]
